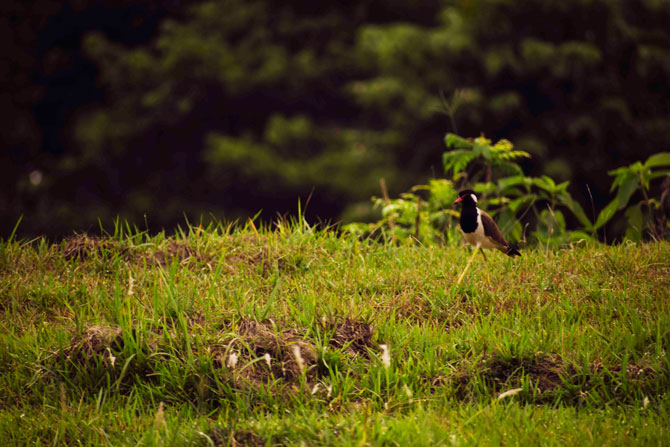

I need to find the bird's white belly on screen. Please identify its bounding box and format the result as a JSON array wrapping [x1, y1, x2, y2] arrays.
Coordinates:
[[462, 213, 499, 249]]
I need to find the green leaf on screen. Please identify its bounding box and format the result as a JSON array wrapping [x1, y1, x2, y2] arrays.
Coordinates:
[[650, 169, 670, 180], [615, 173, 638, 210], [594, 199, 619, 230], [496, 208, 522, 240], [508, 197, 529, 213], [531, 176, 556, 192], [444, 133, 471, 149], [443, 150, 476, 178], [624, 202, 643, 241], [492, 160, 524, 176], [473, 142, 492, 160], [558, 193, 592, 229], [609, 162, 643, 192], [644, 152, 670, 168], [497, 175, 528, 192], [556, 181, 570, 193], [473, 182, 496, 196]]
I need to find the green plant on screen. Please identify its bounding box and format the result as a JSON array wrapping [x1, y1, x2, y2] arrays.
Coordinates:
[[342, 179, 461, 245], [444, 134, 593, 245], [594, 153, 670, 241], [346, 133, 594, 247], [443, 134, 531, 186]]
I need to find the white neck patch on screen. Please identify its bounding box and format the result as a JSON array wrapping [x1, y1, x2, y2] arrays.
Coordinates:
[[470, 193, 478, 204]]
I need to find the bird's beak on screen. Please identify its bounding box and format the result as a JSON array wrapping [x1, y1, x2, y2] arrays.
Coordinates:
[[454, 196, 463, 204]]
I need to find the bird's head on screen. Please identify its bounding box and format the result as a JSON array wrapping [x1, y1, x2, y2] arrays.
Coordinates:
[[454, 189, 478, 205]]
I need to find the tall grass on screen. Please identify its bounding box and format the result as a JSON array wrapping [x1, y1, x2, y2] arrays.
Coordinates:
[[1, 219, 669, 446]]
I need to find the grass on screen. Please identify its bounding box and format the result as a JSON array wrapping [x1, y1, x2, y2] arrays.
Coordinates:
[[0, 219, 669, 446]]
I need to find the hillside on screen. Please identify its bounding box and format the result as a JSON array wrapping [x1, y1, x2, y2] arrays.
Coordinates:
[[1, 224, 669, 446]]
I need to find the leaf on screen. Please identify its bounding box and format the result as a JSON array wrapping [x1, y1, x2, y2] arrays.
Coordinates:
[[497, 175, 529, 192], [473, 141, 492, 160], [508, 197, 529, 212], [496, 208, 522, 240], [537, 209, 565, 235], [491, 138, 514, 153], [644, 152, 670, 168], [531, 176, 555, 192], [553, 209, 566, 231], [558, 193, 592, 228], [473, 182, 496, 195], [640, 169, 651, 191], [615, 173, 638, 210], [496, 150, 531, 161], [443, 150, 476, 178], [493, 160, 524, 176], [444, 133, 471, 149], [624, 202, 643, 241], [556, 181, 570, 193], [594, 199, 619, 230], [649, 169, 670, 180], [608, 168, 629, 191]]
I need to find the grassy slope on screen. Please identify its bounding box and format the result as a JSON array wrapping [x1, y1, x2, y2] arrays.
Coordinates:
[[1, 222, 669, 446]]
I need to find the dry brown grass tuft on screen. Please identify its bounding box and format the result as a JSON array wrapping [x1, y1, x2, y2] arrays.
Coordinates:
[[66, 324, 123, 368], [62, 234, 127, 260]]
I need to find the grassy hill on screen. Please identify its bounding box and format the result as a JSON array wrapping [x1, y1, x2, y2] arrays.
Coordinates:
[[1, 222, 669, 446]]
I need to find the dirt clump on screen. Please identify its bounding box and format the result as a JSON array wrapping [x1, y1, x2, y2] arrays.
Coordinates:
[[215, 319, 318, 387], [329, 318, 374, 357], [62, 234, 127, 260]]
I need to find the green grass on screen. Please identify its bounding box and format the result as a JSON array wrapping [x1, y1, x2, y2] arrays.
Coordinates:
[[1, 220, 669, 446]]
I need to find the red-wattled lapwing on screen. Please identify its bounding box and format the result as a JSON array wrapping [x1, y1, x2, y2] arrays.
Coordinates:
[[454, 189, 521, 259], [453, 190, 520, 284]]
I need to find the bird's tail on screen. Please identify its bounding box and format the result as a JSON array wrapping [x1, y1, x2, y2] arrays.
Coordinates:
[[505, 242, 521, 257]]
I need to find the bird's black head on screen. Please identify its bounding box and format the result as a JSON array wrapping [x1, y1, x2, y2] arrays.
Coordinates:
[[454, 189, 478, 206]]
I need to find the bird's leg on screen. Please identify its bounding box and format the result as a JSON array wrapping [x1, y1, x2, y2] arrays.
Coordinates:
[[480, 248, 490, 283], [457, 245, 479, 285]]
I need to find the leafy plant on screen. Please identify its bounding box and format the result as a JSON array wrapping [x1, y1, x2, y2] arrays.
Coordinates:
[[346, 133, 594, 247], [475, 173, 593, 246], [443, 134, 531, 186], [594, 153, 670, 241], [342, 179, 461, 245]]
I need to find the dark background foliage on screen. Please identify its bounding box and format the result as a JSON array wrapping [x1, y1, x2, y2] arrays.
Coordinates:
[[3, 0, 669, 238]]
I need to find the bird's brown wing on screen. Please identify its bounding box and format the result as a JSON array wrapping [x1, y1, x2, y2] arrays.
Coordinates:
[[480, 210, 508, 249]]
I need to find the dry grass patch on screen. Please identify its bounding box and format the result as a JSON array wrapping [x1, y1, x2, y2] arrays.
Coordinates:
[[62, 234, 128, 260], [66, 325, 124, 368]]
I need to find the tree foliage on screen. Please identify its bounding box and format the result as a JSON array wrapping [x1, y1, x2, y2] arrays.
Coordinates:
[[4, 0, 670, 237]]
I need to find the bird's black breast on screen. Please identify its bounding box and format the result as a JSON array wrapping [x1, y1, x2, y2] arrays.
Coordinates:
[[459, 208, 479, 233]]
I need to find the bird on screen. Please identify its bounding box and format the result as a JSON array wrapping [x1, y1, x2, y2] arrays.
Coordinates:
[[454, 189, 521, 258]]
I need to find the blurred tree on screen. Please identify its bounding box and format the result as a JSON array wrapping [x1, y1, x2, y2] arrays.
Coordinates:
[[4, 0, 670, 238], [350, 0, 670, 217], [68, 0, 445, 231], [1, 0, 182, 237]]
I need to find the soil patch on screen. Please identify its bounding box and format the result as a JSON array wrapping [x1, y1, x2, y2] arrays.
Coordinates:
[[328, 318, 374, 357], [62, 234, 127, 260]]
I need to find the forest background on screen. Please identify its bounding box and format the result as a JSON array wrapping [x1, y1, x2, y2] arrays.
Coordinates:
[[3, 0, 670, 239]]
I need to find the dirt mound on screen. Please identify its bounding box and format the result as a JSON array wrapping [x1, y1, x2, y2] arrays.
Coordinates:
[[329, 318, 374, 356], [213, 317, 375, 388], [62, 234, 126, 260]]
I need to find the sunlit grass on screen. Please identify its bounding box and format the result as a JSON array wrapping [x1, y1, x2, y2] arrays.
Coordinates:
[[1, 219, 669, 446]]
